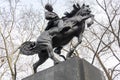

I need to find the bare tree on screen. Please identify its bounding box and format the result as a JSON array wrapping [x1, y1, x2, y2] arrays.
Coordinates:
[[0, 0, 44, 80]]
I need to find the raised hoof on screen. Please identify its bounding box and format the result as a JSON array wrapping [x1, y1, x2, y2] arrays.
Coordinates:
[[59, 55, 66, 61]]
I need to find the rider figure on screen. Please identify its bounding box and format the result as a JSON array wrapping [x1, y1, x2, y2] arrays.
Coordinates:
[[45, 3, 70, 33], [37, 4, 69, 63], [45, 3, 60, 30], [42, 3, 72, 60]]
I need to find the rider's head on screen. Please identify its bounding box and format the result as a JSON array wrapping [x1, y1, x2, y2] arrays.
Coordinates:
[[45, 3, 53, 12]]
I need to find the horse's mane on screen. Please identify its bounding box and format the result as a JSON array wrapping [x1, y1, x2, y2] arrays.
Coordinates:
[[63, 3, 80, 18]]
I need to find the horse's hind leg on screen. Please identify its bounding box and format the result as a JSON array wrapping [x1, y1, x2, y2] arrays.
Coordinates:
[[33, 60, 41, 73], [46, 44, 60, 64], [48, 50, 60, 64], [54, 47, 66, 60], [33, 53, 48, 73]]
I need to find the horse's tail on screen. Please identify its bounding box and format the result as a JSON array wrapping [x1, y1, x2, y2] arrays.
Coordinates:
[[19, 41, 37, 55]]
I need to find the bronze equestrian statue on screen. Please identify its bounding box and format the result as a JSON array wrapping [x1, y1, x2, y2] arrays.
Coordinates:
[[19, 3, 94, 73], [45, 3, 94, 59]]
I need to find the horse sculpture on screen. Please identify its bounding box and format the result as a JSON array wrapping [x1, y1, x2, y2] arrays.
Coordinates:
[[19, 3, 94, 73], [53, 4, 94, 58]]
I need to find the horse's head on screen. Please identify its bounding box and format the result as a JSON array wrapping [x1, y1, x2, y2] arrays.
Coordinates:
[[63, 3, 92, 19], [76, 4, 94, 27], [76, 4, 91, 16]]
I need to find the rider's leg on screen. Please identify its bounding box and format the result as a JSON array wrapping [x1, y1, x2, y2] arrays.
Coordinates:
[[58, 20, 71, 33]]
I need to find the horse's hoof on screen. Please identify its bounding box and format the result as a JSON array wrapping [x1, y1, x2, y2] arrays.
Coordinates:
[[54, 61, 59, 65], [33, 70, 37, 74], [60, 55, 66, 61]]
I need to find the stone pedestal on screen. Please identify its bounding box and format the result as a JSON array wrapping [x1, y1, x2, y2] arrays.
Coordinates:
[[22, 57, 105, 80]]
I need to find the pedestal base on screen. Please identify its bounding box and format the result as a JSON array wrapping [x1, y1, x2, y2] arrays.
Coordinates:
[[23, 57, 105, 80]]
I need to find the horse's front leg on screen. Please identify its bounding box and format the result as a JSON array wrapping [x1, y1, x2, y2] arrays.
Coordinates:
[[66, 40, 81, 58], [78, 33, 83, 43]]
